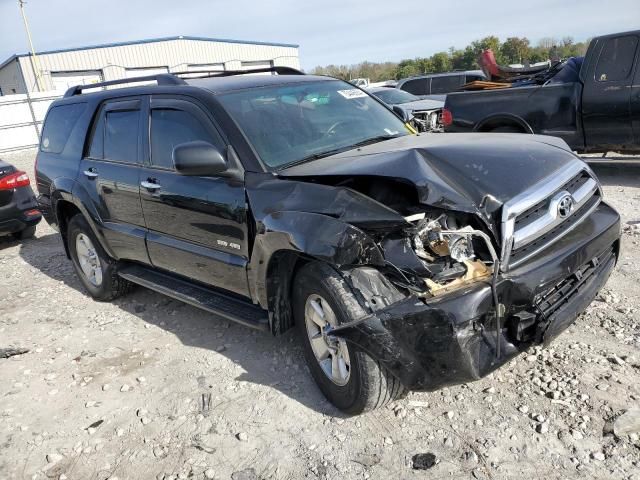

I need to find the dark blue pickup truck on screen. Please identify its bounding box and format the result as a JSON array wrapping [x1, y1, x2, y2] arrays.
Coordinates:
[[444, 30, 640, 154]]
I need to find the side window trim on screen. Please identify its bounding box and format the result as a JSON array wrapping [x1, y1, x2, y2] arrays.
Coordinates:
[[85, 97, 143, 164], [146, 96, 226, 170]]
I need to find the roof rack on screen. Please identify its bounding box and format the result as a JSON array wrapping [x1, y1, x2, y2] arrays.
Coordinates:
[[62, 66, 304, 97], [172, 66, 305, 78], [63, 73, 187, 97]]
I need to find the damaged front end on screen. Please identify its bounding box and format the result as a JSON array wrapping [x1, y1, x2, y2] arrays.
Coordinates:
[[328, 200, 620, 391], [247, 137, 621, 391], [410, 109, 444, 133]]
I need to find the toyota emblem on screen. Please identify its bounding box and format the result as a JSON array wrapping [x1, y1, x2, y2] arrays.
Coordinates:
[[557, 194, 574, 218]]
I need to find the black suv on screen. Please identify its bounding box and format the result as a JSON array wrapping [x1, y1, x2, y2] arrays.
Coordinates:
[[36, 67, 620, 414]]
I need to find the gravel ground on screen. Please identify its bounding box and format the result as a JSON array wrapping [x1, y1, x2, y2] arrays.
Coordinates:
[[1, 148, 639, 480]]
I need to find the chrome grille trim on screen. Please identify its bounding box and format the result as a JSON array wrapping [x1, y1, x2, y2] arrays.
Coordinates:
[[512, 178, 598, 249], [500, 161, 602, 271]]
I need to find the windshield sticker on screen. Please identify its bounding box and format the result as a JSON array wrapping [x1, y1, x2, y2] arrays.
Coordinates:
[[337, 89, 368, 99]]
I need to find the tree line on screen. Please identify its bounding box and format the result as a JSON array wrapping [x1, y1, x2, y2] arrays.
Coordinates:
[[310, 36, 589, 82]]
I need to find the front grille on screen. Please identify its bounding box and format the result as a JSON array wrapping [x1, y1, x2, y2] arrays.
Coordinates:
[[534, 245, 615, 319], [503, 166, 601, 269], [514, 171, 594, 230], [510, 194, 600, 263]]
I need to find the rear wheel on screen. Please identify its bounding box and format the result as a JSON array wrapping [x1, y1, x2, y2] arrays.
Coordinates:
[[293, 262, 406, 414], [67, 214, 132, 301], [12, 225, 36, 240]]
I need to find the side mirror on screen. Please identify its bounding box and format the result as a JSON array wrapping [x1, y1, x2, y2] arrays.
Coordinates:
[[173, 141, 227, 176], [392, 105, 414, 124]]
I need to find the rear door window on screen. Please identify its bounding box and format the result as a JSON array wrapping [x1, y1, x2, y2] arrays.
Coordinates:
[[105, 111, 139, 162], [400, 79, 427, 96], [430, 75, 463, 94], [40, 103, 86, 153], [595, 35, 639, 82], [88, 99, 141, 163]]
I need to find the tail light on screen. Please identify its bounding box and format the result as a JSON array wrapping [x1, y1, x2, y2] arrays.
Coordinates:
[[442, 108, 453, 127], [0, 171, 31, 190]]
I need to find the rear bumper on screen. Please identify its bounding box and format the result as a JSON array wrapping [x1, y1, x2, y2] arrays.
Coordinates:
[[333, 201, 620, 391], [0, 186, 41, 235]]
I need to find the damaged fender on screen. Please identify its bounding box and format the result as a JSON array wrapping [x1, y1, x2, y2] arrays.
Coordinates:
[[247, 212, 384, 334], [245, 171, 407, 332]]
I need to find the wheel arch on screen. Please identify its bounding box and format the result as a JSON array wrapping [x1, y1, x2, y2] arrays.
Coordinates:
[[55, 199, 82, 258], [247, 211, 385, 335], [54, 193, 116, 260], [264, 250, 310, 335], [474, 114, 534, 133]]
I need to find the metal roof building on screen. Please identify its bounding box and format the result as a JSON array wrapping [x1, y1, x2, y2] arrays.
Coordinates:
[[0, 35, 300, 95]]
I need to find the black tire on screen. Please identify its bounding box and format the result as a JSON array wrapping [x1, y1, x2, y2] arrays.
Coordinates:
[[293, 262, 406, 414], [67, 214, 132, 301], [12, 225, 36, 240]]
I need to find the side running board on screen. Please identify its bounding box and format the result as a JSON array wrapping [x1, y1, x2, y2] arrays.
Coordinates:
[[118, 264, 270, 331]]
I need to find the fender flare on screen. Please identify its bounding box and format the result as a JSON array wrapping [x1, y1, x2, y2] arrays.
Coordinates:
[[53, 179, 118, 259], [474, 113, 534, 134]]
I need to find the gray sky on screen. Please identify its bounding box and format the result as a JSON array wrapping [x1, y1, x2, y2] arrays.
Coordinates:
[[1, 0, 639, 69]]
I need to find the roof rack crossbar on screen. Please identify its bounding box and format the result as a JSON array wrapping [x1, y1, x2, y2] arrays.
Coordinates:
[[171, 66, 305, 78], [63, 73, 187, 97]]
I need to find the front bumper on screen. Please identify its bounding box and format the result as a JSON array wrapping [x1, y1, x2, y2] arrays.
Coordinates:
[[0, 186, 41, 235], [333, 201, 620, 391]]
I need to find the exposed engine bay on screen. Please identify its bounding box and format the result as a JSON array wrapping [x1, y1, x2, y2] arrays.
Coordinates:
[[325, 176, 498, 298], [410, 109, 444, 133], [379, 211, 496, 297]]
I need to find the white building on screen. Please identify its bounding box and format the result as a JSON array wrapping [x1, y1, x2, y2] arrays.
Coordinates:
[[0, 35, 300, 95]]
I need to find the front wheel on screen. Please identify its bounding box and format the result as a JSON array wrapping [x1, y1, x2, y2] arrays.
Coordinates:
[[293, 262, 406, 414], [67, 214, 132, 301]]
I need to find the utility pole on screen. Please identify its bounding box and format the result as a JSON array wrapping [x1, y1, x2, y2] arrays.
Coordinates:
[[18, 0, 44, 92]]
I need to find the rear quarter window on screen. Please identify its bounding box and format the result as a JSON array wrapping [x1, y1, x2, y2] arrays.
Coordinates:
[[40, 103, 86, 154]]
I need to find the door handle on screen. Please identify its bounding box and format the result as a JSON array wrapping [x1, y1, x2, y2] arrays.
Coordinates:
[[83, 169, 98, 179], [141, 180, 161, 190]]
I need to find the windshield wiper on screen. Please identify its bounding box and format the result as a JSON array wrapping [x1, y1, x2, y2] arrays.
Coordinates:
[[348, 134, 403, 149], [283, 147, 350, 169], [280, 134, 404, 170]]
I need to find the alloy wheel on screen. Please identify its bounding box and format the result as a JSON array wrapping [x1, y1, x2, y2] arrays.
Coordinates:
[[304, 294, 351, 386], [75, 233, 103, 287]]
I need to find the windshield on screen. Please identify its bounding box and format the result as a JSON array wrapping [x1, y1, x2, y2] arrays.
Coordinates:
[[371, 88, 419, 105], [217, 80, 409, 169]]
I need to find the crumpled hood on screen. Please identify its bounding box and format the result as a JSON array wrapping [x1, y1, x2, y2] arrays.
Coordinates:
[[279, 133, 581, 215]]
